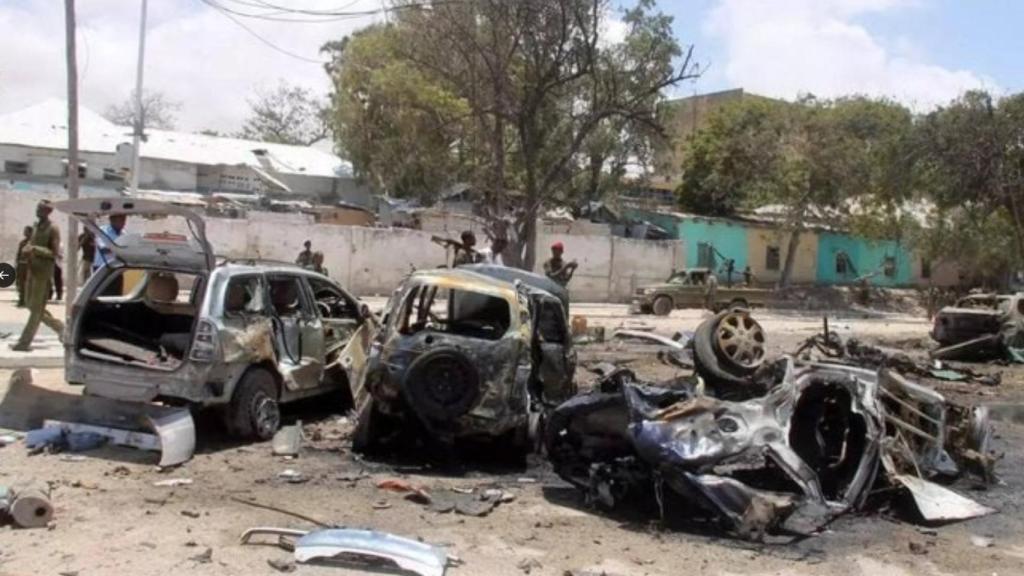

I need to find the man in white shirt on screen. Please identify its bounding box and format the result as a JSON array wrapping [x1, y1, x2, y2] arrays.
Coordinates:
[[479, 236, 507, 266]]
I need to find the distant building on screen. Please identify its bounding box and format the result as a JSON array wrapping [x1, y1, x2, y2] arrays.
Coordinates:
[[0, 99, 372, 207], [651, 88, 770, 190]]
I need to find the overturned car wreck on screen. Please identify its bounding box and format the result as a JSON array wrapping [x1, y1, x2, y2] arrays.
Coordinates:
[[547, 313, 996, 540]]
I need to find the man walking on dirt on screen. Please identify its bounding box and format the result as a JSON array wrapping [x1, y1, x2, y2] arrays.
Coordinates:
[[544, 242, 578, 287], [11, 201, 64, 351]]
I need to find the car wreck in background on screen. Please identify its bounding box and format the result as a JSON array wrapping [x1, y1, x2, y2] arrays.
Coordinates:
[[930, 292, 1024, 361], [352, 266, 575, 458], [547, 311, 996, 540]]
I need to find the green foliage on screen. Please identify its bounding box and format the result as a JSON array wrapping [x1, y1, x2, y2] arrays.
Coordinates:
[[323, 25, 470, 201], [324, 0, 697, 267]]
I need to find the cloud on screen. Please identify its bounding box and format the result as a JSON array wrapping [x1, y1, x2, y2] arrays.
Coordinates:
[[0, 0, 382, 132], [703, 0, 995, 109]]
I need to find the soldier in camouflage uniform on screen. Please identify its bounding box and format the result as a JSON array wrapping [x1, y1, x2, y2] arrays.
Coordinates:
[[11, 201, 65, 351]]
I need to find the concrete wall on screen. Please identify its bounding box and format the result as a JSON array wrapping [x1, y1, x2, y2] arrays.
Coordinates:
[[534, 231, 684, 302], [0, 186, 681, 301]]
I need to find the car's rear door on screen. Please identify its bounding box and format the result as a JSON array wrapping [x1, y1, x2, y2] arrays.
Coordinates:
[[267, 274, 324, 391]]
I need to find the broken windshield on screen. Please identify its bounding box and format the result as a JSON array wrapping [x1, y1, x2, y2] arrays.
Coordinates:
[[399, 285, 511, 340]]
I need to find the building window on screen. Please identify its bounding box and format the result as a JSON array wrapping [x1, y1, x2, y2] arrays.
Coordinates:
[[835, 252, 849, 275], [103, 168, 124, 182], [3, 161, 28, 175], [883, 256, 897, 278], [765, 246, 780, 271], [920, 259, 931, 279]]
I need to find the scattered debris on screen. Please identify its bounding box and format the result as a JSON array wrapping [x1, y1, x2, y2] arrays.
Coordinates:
[[272, 422, 303, 456], [189, 547, 213, 564], [267, 558, 297, 572], [180, 510, 201, 519], [242, 527, 451, 576], [376, 478, 431, 504], [277, 469, 308, 484], [1, 485, 54, 529], [970, 535, 994, 548], [548, 313, 998, 541], [230, 496, 331, 528], [0, 433, 18, 446], [152, 478, 193, 487]]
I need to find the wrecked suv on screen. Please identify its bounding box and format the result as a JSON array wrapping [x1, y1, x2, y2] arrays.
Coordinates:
[[58, 198, 374, 440], [352, 266, 576, 456]]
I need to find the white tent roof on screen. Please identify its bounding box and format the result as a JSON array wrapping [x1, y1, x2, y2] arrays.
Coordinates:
[[0, 99, 351, 179]]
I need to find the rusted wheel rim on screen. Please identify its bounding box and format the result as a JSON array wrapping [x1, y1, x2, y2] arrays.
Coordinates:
[[253, 394, 280, 439], [715, 311, 766, 369]]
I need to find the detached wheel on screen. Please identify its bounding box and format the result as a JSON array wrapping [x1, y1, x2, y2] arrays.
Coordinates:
[[403, 348, 480, 421], [714, 310, 766, 374], [693, 311, 765, 399], [227, 367, 280, 440], [652, 296, 674, 317]]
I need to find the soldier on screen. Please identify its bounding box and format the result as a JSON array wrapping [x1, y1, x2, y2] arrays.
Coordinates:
[[11, 201, 64, 351], [452, 231, 479, 267], [296, 240, 313, 267], [724, 259, 735, 287], [543, 241, 578, 287], [743, 265, 753, 286], [704, 271, 719, 312], [311, 251, 329, 277], [15, 226, 32, 307]]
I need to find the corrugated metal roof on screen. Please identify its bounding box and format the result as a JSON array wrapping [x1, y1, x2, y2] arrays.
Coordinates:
[[0, 99, 351, 179]]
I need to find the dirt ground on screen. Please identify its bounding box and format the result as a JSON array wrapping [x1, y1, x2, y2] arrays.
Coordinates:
[[2, 304, 1024, 576]]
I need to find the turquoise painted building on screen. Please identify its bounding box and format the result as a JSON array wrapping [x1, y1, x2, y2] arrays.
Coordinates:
[[626, 209, 928, 287], [815, 232, 913, 286]]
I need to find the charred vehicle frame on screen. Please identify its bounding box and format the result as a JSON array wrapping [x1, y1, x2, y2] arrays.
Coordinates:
[[547, 313, 995, 540], [352, 267, 576, 456]]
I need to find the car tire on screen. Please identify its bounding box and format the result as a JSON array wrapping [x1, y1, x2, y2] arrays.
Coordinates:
[[728, 298, 749, 310], [227, 367, 280, 441], [652, 296, 674, 316], [402, 348, 481, 421], [693, 312, 761, 399]]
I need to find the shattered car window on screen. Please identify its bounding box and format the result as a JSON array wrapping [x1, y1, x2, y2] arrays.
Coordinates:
[[307, 277, 359, 319], [400, 286, 510, 340], [268, 276, 309, 318], [224, 276, 265, 316]]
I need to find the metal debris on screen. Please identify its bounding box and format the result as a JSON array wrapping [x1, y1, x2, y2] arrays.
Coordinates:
[[272, 422, 303, 456], [242, 527, 451, 576], [153, 478, 193, 487], [548, 313, 998, 541]]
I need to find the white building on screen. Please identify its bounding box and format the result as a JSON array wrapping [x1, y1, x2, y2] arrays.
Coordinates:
[[0, 99, 371, 206]]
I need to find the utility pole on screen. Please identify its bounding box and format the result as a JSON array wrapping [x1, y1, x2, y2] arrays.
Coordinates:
[[129, 0, 148, 193], [64, 0, 79, 316]]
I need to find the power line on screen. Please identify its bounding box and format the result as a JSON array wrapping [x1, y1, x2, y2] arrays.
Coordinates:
[[196, 0, 331, 64]]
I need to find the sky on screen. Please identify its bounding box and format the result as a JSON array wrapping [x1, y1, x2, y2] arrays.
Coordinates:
[[0, 0, 1020, 134]]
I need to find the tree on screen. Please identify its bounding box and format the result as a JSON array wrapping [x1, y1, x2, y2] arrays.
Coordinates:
[[103, 90, 181, 130], [238, 81, 330, 146], [916, 91, 1024, 274], [678, 96, 914, 287], [327, 0, 697, 268], [323, 26, 471, 202]]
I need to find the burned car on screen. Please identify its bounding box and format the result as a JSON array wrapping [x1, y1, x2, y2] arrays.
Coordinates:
[[547, 313, 995, 540], [352, 267, 575, 456], [931, 292, 1024, 360], [57, 198, 374, 440]]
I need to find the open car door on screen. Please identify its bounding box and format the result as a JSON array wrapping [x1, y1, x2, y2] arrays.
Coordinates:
[[54, 197, 215, 271]]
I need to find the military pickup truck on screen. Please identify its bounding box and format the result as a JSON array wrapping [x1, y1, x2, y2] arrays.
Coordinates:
[[630, 268, 773, 316]]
